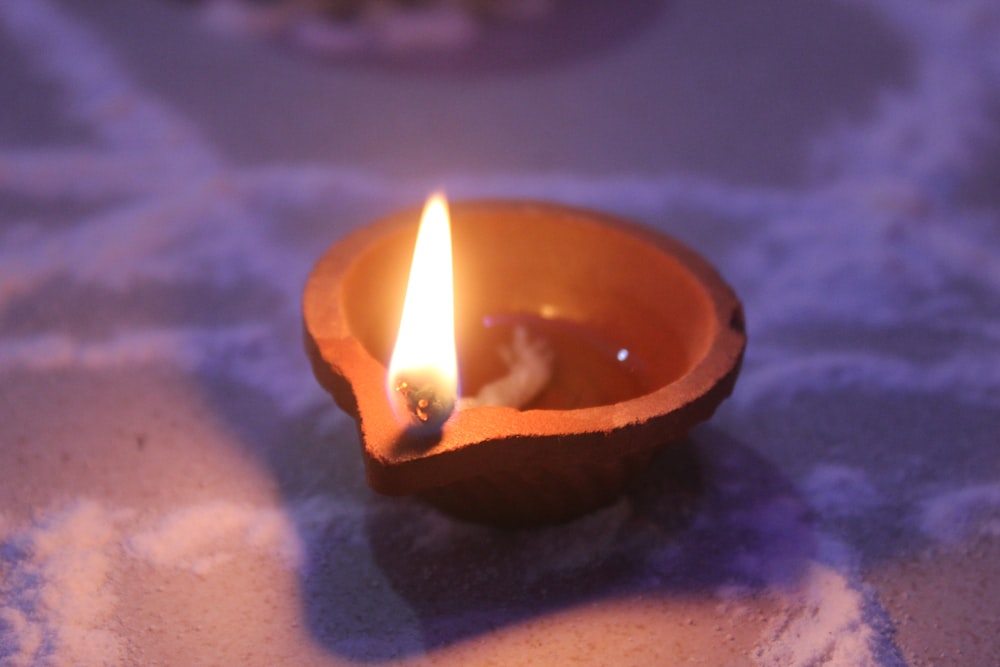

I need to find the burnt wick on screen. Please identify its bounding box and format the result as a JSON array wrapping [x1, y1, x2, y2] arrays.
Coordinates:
[[460, 325, 554, 410], [394, 373, 456, 429], [393, 326, 553, 429]]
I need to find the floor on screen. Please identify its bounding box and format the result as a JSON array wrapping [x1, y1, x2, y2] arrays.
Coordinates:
[[1, 0, 999, 664]]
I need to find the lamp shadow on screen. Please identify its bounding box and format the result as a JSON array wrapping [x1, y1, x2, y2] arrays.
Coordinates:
[[296, 424, 816, 661]]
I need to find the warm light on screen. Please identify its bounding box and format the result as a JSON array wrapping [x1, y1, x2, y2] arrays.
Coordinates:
[[386, 193, 458, 429]]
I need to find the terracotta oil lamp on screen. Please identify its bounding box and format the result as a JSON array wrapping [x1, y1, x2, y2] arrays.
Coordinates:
[[303, 199, 745, 526]]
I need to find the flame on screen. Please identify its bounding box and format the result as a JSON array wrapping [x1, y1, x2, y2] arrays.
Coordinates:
[[386, 193, 458, 428]]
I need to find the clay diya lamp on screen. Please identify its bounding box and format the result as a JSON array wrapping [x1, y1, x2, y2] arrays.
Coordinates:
[[303, 199, 746, 526]]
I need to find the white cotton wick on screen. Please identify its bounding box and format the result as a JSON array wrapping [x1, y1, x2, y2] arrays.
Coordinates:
[[460, 325, 554, 410]]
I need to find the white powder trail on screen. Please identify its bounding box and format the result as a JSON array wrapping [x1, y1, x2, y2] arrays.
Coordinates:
[[749, 471, 901, 667], [802, 465, 882, 520], [0, 176, 312, 316], [735, 347, 1000, 409], [0, 325, 328, 416], [818, 0, 1000, 186], [0, 497, 369, 663], [125, 500, 301, 575], [753, 561, 883, 667], [0, 326, 266, 373], [0, 0, 216, 167], [124, 496, 365, 575], [0, 150, 183, 201], [0, 501, 124, 667], [919, 483, 1000, 544]]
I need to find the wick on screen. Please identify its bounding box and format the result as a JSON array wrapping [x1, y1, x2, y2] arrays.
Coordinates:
[[394, 374, 456, 428], [460, 325, 554, 410], [392, 326, 554, 427]]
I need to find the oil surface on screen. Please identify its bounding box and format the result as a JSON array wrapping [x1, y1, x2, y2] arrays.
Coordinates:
[[457, 314, 654, 410]]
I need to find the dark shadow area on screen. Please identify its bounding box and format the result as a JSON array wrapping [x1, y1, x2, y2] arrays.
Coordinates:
[[298, 426, 815, 660]]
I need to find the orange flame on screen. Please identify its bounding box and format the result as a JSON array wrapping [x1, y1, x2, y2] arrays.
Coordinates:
[[386, 193, 458, 428]]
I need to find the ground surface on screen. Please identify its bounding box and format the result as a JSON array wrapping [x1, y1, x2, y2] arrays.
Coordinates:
[[1, 0, 999, 665]]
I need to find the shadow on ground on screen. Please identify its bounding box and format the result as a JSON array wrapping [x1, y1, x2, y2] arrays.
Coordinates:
[[296, 425, 815, 660]]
